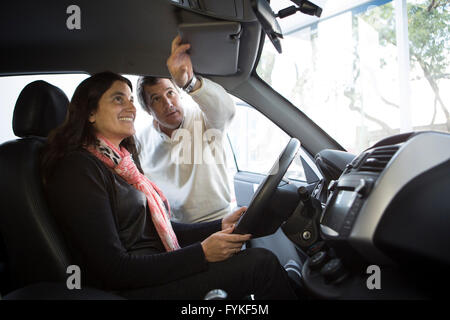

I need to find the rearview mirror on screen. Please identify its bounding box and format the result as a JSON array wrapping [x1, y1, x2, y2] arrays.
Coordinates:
[[292, 0, 322, 17], [252, 0, 322, 54], [251, 0, 283, 53]]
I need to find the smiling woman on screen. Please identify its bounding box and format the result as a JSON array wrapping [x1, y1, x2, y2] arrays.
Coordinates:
[[41, 72, 142, 181], [37, 70, 297, 300], [88, 80, 137, 149]]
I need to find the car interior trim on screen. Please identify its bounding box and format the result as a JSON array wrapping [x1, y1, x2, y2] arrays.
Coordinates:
[[350, 131, 450, 262]]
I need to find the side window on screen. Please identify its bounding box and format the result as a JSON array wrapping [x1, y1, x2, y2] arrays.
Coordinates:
[[227, 98, 306, 181]]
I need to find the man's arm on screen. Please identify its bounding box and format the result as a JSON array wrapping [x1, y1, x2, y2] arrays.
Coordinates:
[[166, 35, 236, 131], [189, 77, 236, 131]]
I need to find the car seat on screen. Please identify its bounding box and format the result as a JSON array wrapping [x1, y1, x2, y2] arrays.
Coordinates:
[[0, 80, 231, 300], [0, 80, 72, 293]]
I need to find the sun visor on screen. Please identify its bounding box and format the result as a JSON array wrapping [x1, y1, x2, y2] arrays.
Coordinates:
[[168, 0, 257, 22], [178, 22, 242, 76]]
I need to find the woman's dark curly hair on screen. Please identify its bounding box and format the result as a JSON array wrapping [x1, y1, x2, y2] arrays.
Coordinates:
[[41, 71, 143, 183]]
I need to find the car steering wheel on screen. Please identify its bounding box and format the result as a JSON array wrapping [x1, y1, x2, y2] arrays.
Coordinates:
[[233, 138, 300, 238]]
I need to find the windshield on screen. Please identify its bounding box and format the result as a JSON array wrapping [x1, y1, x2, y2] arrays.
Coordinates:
[[257, 0, 450, 154]]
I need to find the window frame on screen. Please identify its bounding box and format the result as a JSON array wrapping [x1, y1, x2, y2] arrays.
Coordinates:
[[226, 100, 322, 183]]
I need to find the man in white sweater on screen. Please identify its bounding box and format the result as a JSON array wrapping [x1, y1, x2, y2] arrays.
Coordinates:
[[136, 36, 236, 223]]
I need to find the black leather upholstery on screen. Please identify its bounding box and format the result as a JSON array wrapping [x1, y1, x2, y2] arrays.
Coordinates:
[[13, 80, 69, 138], [0, 81, 71, 291]]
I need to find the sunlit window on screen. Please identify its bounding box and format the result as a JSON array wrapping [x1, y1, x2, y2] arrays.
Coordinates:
[[257, 0, 449, 154], [227, 99, 306, 181]]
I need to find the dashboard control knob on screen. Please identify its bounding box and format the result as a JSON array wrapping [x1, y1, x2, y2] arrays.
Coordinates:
[[309, 251, 328, 270], [320, 258, 347, 284], [298, 186, 315, 218], [297, 186, 310, 202]]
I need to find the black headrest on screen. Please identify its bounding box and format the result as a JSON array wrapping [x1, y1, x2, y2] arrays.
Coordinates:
[[13, 80, 69, 138]]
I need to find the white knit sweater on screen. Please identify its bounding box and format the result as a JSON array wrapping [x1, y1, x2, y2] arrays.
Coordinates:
[[137, 78, 236, 223]]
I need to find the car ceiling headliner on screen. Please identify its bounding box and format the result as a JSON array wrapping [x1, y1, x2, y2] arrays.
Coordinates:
[[1, 0, 344, 154], [1, 0, 261, 92]]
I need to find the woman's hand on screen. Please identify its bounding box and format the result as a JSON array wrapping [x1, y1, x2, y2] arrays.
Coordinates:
[[201, 226, 251, 262], [166, 35, 193, 89], [221, 206, 247, 231]]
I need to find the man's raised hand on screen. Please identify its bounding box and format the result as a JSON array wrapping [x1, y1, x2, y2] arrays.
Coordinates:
[[166, 35, 193, 89]]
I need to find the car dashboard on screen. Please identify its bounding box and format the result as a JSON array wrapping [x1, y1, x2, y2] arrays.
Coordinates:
[[301, 131, 450, 299]]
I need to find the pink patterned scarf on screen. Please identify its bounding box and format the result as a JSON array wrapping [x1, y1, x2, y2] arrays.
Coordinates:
[[86, 134, 180, 252]]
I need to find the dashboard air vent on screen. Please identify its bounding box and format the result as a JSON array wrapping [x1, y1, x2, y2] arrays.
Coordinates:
[[357, 146, 399, 173]]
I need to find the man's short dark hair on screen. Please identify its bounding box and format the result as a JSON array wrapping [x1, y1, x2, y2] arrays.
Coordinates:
[[137, 76, 179, 113]]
